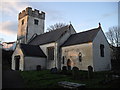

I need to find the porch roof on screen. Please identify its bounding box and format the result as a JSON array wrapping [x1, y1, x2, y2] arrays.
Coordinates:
[[20, 43, 46, 58]]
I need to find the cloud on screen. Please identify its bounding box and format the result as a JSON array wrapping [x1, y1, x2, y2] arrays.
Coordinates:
[[0, 1, 64, 35], [1, 1, 64, 22], [1, 1, 64, 23], [0, 1, 30, 16], [0, 0, 30, 41], [0, 21, 17, 36], [31, 3, 65, 22]]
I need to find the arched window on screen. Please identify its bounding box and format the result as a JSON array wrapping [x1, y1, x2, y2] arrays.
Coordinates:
[[22, 19, 24, 25], [34, 19, 39, 25], [78, 52, 82, 62]]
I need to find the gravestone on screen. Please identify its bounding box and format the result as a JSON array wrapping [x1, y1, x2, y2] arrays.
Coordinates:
[[36, 65, 41, 71], [62, 66, 67, 74], [68, 66, 71, 70], [72, 67, 79, 80], [50, 67, 58, 74], [58, 81, 86, 89], [88, 65, 93, 79], [62, 66, 67, 71]]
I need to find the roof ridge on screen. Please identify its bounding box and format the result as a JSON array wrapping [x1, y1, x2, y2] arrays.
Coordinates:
[[28, 24, 75, 45], [72, 27, 100, 36], [20, 43, 38, 46], [40, 25, 68, 35]]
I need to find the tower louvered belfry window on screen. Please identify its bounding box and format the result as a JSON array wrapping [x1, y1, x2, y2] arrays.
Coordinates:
[[22, 19, 24, 25], [34, 19, 39, 25]]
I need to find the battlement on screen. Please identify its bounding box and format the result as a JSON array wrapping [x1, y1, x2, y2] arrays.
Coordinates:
[[18, 7, 45, 20]]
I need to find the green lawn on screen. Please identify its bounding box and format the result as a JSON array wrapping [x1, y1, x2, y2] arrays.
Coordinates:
[[20, 70, 120, 88]]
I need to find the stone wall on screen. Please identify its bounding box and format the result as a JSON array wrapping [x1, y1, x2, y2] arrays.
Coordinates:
[[62, 43, 93, 71], [18, 7, 45, 20], [56, 25, 76, 69], [17, 7, 45, 44]]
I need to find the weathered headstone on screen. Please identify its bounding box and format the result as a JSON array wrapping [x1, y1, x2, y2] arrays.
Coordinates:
[[50, 67, 58, 74], [72, 67, 79, 80], [88, 65, 93, 79], [36, 65, 41, 71], [58, 81, 86, 89], [62, 66, 67, 71], [68, 66, 71, 70], [62, 66, 67, 74]]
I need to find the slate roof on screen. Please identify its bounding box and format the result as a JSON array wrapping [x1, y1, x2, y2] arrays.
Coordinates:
[[20, 43, 46, 57], [62, 27, 101, 47], [28, 25, 69, 45]]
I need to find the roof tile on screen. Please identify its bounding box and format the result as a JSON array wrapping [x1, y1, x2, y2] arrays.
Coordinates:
[[62, 27, 101, 47], [20, 43, 46, 57], [28, 25, 69, 45]]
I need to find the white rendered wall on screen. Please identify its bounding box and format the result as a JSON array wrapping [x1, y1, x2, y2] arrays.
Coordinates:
[[93, 30, 111, 71], [27, 16, 44, 41], [40, 43, 57, 69], [11, 45, 24, 71], [17, 15, 44, 43], [24, 57, 46, 70]]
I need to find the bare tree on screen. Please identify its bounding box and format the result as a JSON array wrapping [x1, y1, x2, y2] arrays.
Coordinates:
[[47, 22, 66, 31], [114, 27, 120, 47], [106, 26, 120, 47]]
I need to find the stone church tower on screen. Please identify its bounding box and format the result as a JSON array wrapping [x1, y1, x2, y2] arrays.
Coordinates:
[[17, 7, 45, 44]]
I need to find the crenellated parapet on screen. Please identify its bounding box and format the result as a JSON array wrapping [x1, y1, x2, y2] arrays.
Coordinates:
[[18, 7, 45, 20]]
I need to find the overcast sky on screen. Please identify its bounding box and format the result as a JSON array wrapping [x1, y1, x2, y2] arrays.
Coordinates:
[[0, 0, 118, 42]]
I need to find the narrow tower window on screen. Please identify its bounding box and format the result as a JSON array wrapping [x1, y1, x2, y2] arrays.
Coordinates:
[[34, 19, 39, 25], [100, 44, 104, 57], [22, 19, 24, 25]]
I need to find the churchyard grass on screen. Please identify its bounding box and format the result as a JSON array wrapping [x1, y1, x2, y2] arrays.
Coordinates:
[[20, 70, 120, 88]]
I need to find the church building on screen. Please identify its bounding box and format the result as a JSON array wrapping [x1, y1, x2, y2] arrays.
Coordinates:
[[12, 7, 111, 71]]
